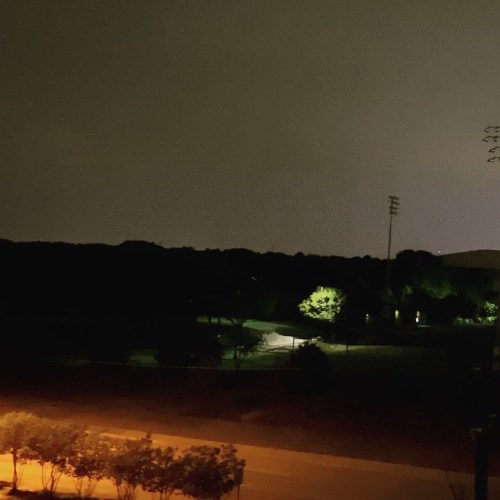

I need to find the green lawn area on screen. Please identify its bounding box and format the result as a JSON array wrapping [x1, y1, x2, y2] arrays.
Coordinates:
[[201, 317, 438, 370], [196, 316, 324, 337], [219, 350, 289, 369], [124, 319, 492, 380], [219, 341, 448, 373]]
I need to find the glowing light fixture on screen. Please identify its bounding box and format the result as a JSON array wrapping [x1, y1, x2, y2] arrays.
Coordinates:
[[483, 126, 500, 164], [482, 135, 500, 143], [484, 126, 500, 133]]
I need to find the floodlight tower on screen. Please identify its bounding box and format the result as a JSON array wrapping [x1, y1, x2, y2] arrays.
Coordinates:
[[482, 126, 500, 376], [386, 195, 400, 285], [472, 125, 500, 500], [482, 126, 500, 367], [483, 125, 500, 164]]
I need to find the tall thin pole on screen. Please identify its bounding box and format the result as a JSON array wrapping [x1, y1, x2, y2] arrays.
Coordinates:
[[482, 125, 500, 373], [386, 195, 400, 286], [473, 125, 500, 500]]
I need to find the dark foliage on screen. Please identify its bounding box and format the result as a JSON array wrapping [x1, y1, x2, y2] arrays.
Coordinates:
[[288, 342, 330, 371], [0, 239, 495, 364], [155, 322, 223, 367], [287, 342, 332, 395]]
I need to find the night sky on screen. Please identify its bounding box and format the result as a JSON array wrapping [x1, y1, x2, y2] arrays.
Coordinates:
[[2, 0, 500, 258]]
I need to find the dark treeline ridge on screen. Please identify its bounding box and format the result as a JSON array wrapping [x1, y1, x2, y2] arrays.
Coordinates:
[[0, 239, 495, 363]]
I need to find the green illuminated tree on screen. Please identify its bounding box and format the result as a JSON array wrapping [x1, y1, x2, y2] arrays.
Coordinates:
[[475, 300, 498, 324], [298, 286, 346, 325]]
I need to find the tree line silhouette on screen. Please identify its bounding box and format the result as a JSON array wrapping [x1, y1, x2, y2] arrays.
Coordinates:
[[0, 239, 494, 364]]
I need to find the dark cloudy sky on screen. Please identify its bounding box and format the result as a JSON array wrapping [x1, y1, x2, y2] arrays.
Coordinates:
[[2, 0, 500, 258]]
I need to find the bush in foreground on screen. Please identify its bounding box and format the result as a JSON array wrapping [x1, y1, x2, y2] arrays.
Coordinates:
[[0, 412, 245, 500]]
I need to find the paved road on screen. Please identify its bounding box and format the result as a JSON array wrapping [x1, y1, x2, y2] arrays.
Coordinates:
[[141, 432, 500, 500], [2, 424, 498, 500]]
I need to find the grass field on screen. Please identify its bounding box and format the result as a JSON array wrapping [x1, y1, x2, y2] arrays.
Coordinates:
[[121, 319, 496, 378]]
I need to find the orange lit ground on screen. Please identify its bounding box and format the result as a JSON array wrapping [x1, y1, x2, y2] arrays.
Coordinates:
[[0, 361, 497, 478]]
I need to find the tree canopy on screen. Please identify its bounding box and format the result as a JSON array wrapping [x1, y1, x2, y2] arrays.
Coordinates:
[[298, 286, 346, 324]]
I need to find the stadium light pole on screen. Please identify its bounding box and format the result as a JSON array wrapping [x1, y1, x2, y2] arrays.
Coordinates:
[[482, 127, 500, 377], [482, 126, 500, 372], [483, 125, 500, 164], [472, 125, 500, 500], [386, 195, 400, 286]]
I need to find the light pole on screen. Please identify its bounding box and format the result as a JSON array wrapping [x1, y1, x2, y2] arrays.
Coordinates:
[[386, 195, 400, 286], [472, 126, 500, 500], [482, 126, 500, 372], [483, 125, 500, 374], [381, 196, 400, 328], [483, 125, 500, 164]]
